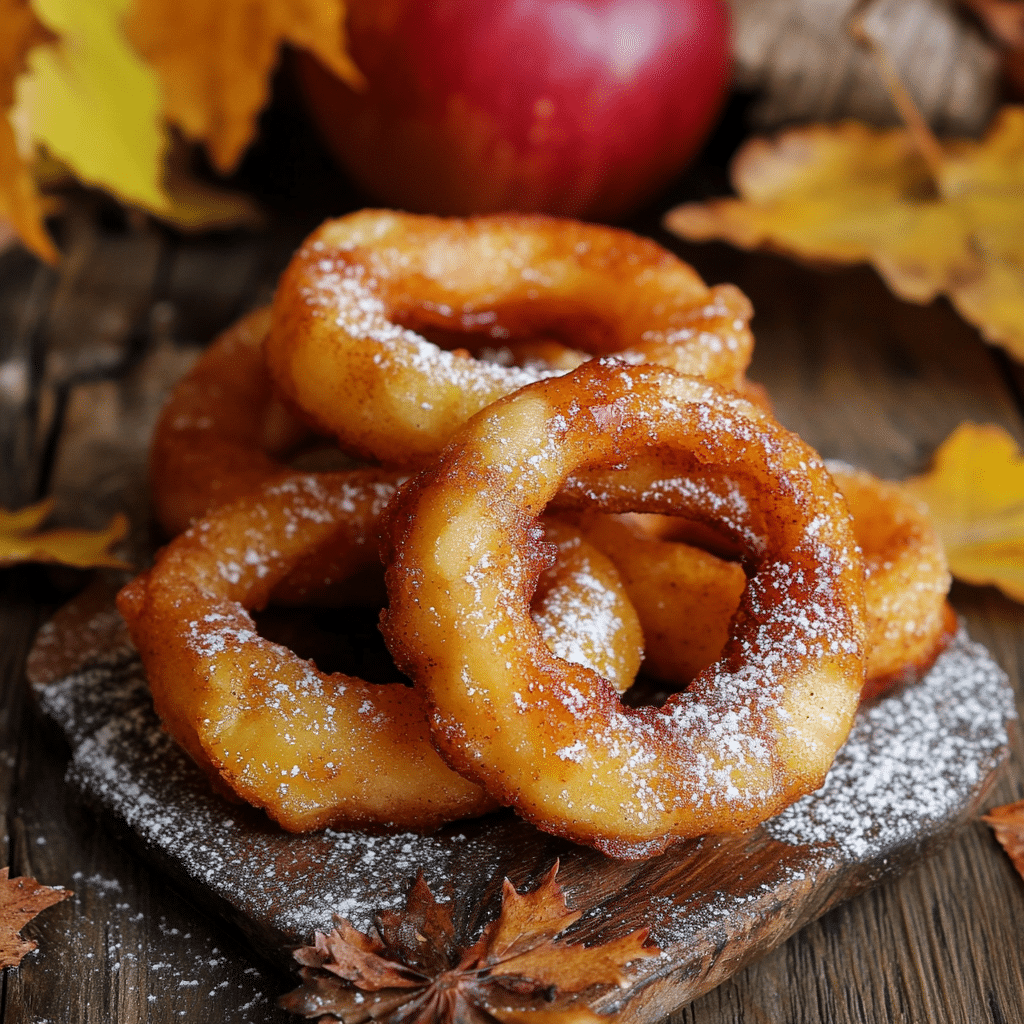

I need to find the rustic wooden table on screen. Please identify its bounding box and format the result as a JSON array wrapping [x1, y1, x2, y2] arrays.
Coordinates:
[[1, 138, 1022, 1022]]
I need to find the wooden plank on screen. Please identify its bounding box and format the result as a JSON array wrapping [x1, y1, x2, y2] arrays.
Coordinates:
[[0, 220, 298, 1024], [41, 212, 165, 377], [665, 244, 1024, 469], [161, 233, 265, 346], [5, 691, 292, 1024], [0, 573, 54, 868], [0, 250, 57, 507]]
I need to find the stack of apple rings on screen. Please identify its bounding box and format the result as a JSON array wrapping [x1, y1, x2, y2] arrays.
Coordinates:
[[120, 211, 952, 859], [568, 462, 955, 701]]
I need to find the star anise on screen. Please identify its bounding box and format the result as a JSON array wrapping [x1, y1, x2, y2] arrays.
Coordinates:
[[279, 862, 659, 1024]]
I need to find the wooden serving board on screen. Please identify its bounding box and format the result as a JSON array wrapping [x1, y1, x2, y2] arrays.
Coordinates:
[[26, 574, 1015, 1023]]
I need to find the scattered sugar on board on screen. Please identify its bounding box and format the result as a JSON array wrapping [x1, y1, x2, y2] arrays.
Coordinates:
[[765, 627, 1015, 858], [38, 662, 476, 939], [34, 868, 283, 1022], [31, 622, 1013, 990]]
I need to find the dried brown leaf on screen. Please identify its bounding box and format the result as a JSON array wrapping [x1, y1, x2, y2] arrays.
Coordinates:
[[281, 863, 659, 1024], [0, 867, 72, 968], [293, 915, 422, 991], [373, 871, 460, 978], [489, 1008, 606, 1024], [469, 866, 581, 965], [982, 798, 1024, 878], [486, 930, 656, 995]]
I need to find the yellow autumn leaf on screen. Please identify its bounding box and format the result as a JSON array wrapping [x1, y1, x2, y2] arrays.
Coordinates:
[[902, 423, 1024, 602], [2, 0, 338, 259], [19, 0, 169, 213], [124, 0, 361, 175], [0, 0, 57, 263], [0, 497, 130, 570], [665, 108, 1024, 362]]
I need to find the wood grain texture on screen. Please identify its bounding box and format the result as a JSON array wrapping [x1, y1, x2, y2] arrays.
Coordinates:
[[671, 245, 1024, 1024], [1, 202, 1023, 1024]]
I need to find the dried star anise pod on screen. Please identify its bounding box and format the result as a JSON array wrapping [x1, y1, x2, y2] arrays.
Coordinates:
[[280, 862, 659, 1023]]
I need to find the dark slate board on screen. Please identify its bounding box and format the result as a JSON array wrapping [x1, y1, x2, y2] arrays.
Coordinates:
[[27, 576, 1016, 1023]]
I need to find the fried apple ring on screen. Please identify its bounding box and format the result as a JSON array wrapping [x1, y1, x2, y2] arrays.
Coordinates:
[[573, 511, 747, 687], [531, 520, 643, 695], [573, 464, 953, 697], [265, 210, 755, 466], [147, 306, 611, 535], [826, 463, 955, 699], [117, 472, 643, 832], [380, 361, 867, 859], [148, 309, 390, 606], [149, 307, 315, 536]]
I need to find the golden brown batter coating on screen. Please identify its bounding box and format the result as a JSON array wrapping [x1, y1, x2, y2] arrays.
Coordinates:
[[574, 464, 953, 695], [149, 307, 313, 536], [118, 472, 644, 832], [380, 362, 867, 859], [265, 210, 756, 466]]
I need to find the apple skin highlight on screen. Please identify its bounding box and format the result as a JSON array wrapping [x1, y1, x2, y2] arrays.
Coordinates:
[[297, 0, 731, 221]]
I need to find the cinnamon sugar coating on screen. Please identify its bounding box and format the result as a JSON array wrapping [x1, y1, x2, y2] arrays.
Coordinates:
[[265, 210, 755, 466], [380, 362, 867, 859], [117, 472, 644, 832], [149, 307, 311, 536], [827, 464, 954, 699], [572, 464, 952, 695]]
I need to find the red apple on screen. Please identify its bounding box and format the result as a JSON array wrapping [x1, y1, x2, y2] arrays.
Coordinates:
[[297, 0, 731, 221]]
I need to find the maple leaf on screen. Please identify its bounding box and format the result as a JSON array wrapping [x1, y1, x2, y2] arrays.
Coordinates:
[[280, 863, 659, 1024], [1, 0, 317, 261], [0, 867, 72, 968], [20, 0, 170, 215], [664, 107, 1024, 362], [981, 798, 1024, 880], [124, 0, 362, 175], [0, 0, 57, 264], [902, 423, 1024, 603], [0, 496, 131, 570]]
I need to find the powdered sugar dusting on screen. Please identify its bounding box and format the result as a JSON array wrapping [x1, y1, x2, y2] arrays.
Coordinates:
[[765, 627, 1015, 859], [302, 260, 564, 401], [534, 562, 629, 686], [37, 662, 469, 940], [51, 870, 282, 1022], [30, 616, 1012, 981]]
